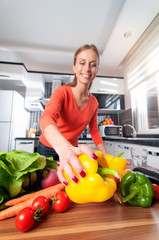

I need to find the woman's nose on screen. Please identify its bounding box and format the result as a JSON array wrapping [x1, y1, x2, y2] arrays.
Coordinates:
[[84, 63, 90, 71]]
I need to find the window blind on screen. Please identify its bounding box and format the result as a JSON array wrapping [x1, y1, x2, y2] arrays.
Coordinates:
[[123, 13, 159, 91]]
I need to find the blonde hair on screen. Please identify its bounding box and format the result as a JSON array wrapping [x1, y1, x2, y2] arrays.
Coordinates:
[[66, 44, 99, 88]]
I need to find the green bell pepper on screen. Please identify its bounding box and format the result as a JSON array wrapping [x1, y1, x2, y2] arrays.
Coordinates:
[[120, 171, 154, 208]]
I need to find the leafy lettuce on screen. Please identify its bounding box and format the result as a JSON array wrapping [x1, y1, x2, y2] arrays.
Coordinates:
[[0, 150, 57, 205]]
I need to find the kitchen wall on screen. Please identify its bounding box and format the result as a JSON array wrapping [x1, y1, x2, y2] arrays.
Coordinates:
[[30, 109, 133, 138], [29, 111, 43, 136]]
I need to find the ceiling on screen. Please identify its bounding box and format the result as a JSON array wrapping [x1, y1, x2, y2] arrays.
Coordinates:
[[0, 0, 158, 93]]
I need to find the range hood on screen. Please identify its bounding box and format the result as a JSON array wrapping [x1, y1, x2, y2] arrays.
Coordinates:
[[24, 72, 45, 111], [25, 79, 62, 111], [0, 63, 27, 96], [25, 98, 44, 111]]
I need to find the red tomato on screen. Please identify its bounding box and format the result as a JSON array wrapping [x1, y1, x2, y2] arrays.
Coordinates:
[[53, 191, 70, 212], [15, 207, 35, 232], [32, 196, 50, 218]]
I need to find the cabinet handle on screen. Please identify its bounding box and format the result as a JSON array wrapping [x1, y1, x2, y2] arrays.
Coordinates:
[[117, 146, 159, 156], [148, 151, 159, 156], [117, 144, 130, 150], [106, 143, 113, 146], [18, 142, 33, 145]]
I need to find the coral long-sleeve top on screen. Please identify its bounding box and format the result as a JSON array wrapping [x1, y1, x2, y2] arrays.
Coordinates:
[[39, 85, 103, 148]]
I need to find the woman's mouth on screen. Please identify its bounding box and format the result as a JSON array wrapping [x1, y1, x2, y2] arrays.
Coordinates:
[[81, 74, 91, 78]]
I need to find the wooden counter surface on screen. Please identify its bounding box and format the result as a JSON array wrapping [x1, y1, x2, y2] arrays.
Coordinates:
[[1, 199, 159, 240]]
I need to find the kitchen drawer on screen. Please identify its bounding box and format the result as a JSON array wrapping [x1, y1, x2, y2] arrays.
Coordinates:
[[113, 142, 159, 169], [147, 146, 159, 169], [15, 139, 35, 153], [105, 141, 115, 155], [114, 142, 134, 159]]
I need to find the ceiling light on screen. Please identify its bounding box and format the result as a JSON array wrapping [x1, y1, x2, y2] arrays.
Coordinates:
[[123, 31, 132, 38]]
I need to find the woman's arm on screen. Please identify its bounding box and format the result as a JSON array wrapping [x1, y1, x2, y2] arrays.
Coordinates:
[[88, 105, 107, 156], [44, 124, 98, 186], [97, 142, 108, 157]]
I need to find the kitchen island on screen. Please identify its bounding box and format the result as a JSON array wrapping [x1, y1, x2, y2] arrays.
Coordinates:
[[1, 198, 159, 240]]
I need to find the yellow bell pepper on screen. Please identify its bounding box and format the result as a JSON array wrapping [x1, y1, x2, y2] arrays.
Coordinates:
[[64, 152, 119, 204], [95, 150, 109, 167], [105, 152, 127, 175]]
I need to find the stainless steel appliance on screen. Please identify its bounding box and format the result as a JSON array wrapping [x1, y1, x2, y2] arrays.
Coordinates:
[[123, 124, 137, 137], [99, 125, 123, 137]]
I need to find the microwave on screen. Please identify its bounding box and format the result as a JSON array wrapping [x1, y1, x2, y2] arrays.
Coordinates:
[[99, 125, 123, 137]]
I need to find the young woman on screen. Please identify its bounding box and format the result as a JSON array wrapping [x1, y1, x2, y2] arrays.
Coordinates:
[[37, 44, 107, 186]]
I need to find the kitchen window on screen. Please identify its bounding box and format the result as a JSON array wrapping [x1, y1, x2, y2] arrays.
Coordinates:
[[124, 14, 159, 134], [131, 72, 159, 133]]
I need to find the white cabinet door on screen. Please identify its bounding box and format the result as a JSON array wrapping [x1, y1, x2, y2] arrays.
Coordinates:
[[114, 143, 133, 159], [146, 146, 159, 169], [0, 123, 11, 152], [113, 142, 159, 169], [90, 77, 125, 94], [15, 140, 35, 153], [0, 90, 13, 121], [105, 141, 115, 155], [104, 140, 159, 169]]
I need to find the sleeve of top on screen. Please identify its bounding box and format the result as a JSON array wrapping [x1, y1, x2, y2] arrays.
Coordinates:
[[89, 106, 103, 146], [39, 87, 64, 133]]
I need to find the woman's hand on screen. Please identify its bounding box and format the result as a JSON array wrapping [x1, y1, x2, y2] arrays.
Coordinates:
[[57, 144, 98, 186]]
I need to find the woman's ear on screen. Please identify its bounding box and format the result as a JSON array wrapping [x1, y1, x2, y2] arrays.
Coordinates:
[[73, 64, 76, 74], [96, 65, 99, 75]]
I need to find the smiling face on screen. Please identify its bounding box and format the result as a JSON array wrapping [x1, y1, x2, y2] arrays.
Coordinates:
[[73, 49, 99, 86]]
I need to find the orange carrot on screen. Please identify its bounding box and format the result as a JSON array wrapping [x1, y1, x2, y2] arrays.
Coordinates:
[[5, 183, 64, 207], [0, 198, 35, 221], [0, 183, 64, 220]]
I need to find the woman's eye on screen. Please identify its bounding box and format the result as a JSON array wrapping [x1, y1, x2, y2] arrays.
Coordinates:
[[91, 63, 96, 67]]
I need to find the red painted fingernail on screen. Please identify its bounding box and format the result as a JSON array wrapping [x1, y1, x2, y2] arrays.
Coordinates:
[[63, 180, 68, 186], [72, 176, 79, 183], [79, 170, 86, 178], [91, 153, 98, 160]]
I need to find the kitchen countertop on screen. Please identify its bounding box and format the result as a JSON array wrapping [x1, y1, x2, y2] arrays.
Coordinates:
[[1, 164, 159, 239], [1, 199, 159, 240]]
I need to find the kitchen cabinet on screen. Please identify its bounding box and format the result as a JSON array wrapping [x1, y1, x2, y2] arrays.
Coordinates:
[[104, 140, 159, 169], [90, 77, 124, 94], [146, 146, 159, 169], [105, 141, 134, 159], [104, 141, 115, 155], [115, 142, 159, 168], [15, 139, 35, 153], [114, 142, 133, 159]]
